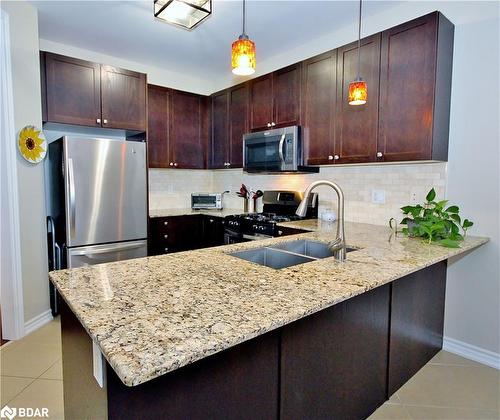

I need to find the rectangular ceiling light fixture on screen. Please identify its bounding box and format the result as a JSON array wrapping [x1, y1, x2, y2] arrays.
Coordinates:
[[154, 0, 212, 30]]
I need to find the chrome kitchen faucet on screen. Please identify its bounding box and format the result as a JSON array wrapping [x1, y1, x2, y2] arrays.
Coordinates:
[[296, 180, 347, 261]]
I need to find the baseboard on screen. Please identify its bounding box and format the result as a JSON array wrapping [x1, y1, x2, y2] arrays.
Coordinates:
[[24, 309, 53, 336], [443, 336, 500, 370]]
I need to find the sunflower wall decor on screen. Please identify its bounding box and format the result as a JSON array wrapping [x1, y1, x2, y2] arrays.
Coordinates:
[[18, 125, 47, 163]]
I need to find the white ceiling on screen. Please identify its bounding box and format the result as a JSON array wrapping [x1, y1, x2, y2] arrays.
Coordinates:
[[32, 0, 402, 87]]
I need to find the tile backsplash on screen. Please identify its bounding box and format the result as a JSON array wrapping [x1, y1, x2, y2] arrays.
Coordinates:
[[149, 162, 447, 226]]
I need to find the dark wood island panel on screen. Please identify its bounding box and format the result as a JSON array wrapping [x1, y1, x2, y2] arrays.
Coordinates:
[[388, 260, 447, 396]]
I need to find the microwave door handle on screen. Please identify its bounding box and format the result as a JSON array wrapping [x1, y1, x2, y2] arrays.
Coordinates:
[[278, 134, 286, 164]]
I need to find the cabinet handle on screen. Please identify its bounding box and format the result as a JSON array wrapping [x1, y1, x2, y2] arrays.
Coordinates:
[[163, 221, 168, 226], [334, 155, 340, 160], [271, 122, 276, 127], [227, 162, 230, 167], [174, 162, 178, 167], [209, 219, 214, 223], [169, 162, 174, 166], [164, 234, 168, 239], [103, 119, 108, 124], [328, 155, 334, 161], [277, 230, 283, 236], [96, 118, 101, 124], [164, 247, 169, 252], [267, 123, 271, 128], [376, 152, 383, 158]]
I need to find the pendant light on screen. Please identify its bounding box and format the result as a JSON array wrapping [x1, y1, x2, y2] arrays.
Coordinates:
[[348, 0, 367, 105], [231, 0, 256, 76]]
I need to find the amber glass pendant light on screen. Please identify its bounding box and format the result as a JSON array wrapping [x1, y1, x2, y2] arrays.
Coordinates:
[[231, 0, 256, 75], [348, 0, 367, 105]]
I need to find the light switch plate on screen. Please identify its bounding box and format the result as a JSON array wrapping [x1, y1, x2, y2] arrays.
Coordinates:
[[372, 189, 386, 204]]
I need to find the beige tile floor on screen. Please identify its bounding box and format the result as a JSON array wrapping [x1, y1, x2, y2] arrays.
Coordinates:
[[1, 318, 499, 419]]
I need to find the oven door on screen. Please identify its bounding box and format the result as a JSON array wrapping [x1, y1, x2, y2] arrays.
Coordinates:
[[243, 126, 299, 172]]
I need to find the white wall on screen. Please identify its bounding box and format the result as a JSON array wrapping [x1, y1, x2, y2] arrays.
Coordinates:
[[39, 39, 214, 95], [0, 1, 50, 324], [444, 10, 499, 356]]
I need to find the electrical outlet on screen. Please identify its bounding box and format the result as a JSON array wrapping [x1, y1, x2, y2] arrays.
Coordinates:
[[409, 190, 419, 204], [371, 189, 386, 204]]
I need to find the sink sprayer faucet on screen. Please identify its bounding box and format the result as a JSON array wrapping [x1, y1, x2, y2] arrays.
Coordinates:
[[296, 180, 347, 261]]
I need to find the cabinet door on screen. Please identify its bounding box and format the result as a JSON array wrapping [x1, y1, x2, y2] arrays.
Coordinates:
[[42, 52, 101, 127], [378, 14, 437, 161], [273, 63, 301, 128], [228, 84, 249, 168], [170, 91, 206, 169], [101, 65, 147, 131], [249, 74, 273, 131], [336, 35, 381, 163], [211, 91, 229, 169], [302, 51, 337, 165], [147, 85, 170, 168], [203, 216, 225, 247]]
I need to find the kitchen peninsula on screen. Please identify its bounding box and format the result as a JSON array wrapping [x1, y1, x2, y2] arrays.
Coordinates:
[[49, 221, 487, 419]]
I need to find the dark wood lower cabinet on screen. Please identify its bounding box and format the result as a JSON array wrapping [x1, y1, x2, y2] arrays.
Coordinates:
[[60, 262, 447, 420], [148, 215, 224, 255], [388, 260, 447, 396]]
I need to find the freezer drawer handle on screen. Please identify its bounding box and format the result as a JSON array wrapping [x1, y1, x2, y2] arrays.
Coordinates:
[[71, 242, 146, 256]]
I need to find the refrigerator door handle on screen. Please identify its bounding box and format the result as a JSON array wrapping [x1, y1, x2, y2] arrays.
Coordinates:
[[70, 241, 146, 256], [68, 158, 76, 240]]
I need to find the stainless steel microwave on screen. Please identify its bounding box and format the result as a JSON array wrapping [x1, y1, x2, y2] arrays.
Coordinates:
[[243, 126, 303, 173], [191, 193, 223, 209]]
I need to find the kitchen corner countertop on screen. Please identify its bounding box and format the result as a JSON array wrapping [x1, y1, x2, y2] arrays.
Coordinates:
[[49, 220, 488, 387], [149, 208, 244, 218]]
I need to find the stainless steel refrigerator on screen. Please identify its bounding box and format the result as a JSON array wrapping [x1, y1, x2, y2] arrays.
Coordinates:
[[46, 136, 147, 313]]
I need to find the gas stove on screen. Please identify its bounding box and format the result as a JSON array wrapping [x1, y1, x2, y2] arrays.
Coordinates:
[[224, 190, 318, 243]]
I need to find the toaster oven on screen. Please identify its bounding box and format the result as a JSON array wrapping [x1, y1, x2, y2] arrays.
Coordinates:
[[191, 193, 223, 209]]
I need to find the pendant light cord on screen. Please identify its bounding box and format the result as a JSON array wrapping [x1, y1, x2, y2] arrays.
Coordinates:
[[356, 0, 362, 79], [242, 0, 246, 36]]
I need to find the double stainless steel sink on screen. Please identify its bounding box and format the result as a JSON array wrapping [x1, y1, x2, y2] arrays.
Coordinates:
[[229, 239, 357, 269]]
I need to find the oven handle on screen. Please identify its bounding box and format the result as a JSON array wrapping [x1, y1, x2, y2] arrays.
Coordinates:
[[242, 233, 273, 240], [278, 134, 286, 164]]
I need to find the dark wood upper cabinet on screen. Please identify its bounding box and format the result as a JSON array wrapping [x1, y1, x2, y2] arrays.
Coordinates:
[[41, 52, 147, 132], [249, 74, 273, 131], [336, 34, 381, 164], [302, 51, 337, 165], [101, 66, 146, 131], [148, 85, 208, 169], [147, 85, 170, 168], [378, 12, 454, 162], [211, 90, 229, 169], [273, 63, 301, 127], [249, 65, 301, 131], [209, 84, 248, 169], [170, 90, 207, 169], [228, 84, 249, 168], [41, 52, 101, 127]]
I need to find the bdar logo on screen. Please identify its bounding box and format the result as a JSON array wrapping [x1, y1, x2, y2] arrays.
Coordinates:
[[0, 406, 16, 420]]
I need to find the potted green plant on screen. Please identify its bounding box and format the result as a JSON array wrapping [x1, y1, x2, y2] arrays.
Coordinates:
[[399, 188, 473, 248]]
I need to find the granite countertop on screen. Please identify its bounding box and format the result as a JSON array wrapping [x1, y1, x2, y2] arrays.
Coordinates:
[[149, 208, 244, 218], [49, 220, 488, 387]]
